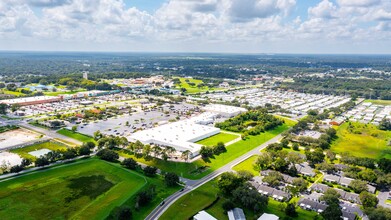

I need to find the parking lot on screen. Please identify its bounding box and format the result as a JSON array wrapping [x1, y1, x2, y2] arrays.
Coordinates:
[[77, 103, 198, 137]]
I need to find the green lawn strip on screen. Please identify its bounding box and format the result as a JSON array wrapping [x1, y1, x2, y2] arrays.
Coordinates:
[[232, 155, 259, 176], [364, 99, 391, 106], [118, 176, 182, 220], [10, 141, 68, 161], [57, 128, 96, 144], [331, 122, 391, 159], [160, 179, 219, 220], [274, 115, 297, 127], [118, 123, 290, 180], [196, 132, 239, 147], [0, 159, 147, 220]]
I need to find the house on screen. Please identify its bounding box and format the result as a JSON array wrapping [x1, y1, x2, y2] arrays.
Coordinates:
[[228, 208, 246, 220], [295, 163, 316, 177], [342, 211, 357, 220], [298, 198, 327, 213], [323, 174, 341, 183], [367, 184, 376, 194], [194, 211, 217, 220], [256, 184, 291, 201], [257, 213, 279, 220], [310, 183, 330, 193], [330, 117, 345, 126], [339, 177, 354, 187]]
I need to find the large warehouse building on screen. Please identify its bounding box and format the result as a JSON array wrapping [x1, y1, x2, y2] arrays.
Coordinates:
[[128, 119, 220, 157], [0, 96, 61, 106]]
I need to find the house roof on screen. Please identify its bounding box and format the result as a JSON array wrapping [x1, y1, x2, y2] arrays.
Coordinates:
[[228, 208, 246, 220]]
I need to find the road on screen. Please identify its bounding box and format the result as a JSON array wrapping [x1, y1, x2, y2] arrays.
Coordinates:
[[19, 122, 83, 146], [146, 133, 283, 220]]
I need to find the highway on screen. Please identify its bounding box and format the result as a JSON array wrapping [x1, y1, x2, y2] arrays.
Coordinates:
[[146, 133, 283, 220]]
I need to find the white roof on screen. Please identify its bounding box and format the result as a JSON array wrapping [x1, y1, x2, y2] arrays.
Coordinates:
[[0, 96, 59, 104], [258, 213, 279, 220], [128, 119, 220, 154], [194, 211, 217, 220], [203, 104, 247, 115]]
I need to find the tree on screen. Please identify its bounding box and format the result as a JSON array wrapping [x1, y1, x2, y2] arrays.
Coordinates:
[[71, 125, 77, 132], [378, 158, 391, 173], [320, 188, 341, 205], [358, 169, 377, 183], [222, 200, 235, 211], [367, 207, 391, 220], [213, 142, 226, 155], [291, 178, 309, 193], [143, 166, 157, 176], [266, 143, 283, 152], [292, 142, 299, 151], [285, 203, 298, 217], [217, 172, 244, 195], [78, 146, 91, 156], [305, 148, 325, 166], [262, 171, 283, 187], [63, 148, 77, 159], [93, 130, 103, 140], [349, 179, 369, 193], [0, 83, 5, 89], [232, 184, 268, 212], [181, 150, 191, 162], [10, 165, 24, 173], [83, 141, 96, 149], [280, 139, 289, 148], [164, 172, 179, 187], [10, 104, 20, 112], [35, 156, 50, 167], [321, 203, 342, 220], [379, 118, 391, 131], [21, 158, 32, 167], [136, 186, 156, 207], [360, 191, 378, 209], [6, 83, 17, 91], [0, 104, 8, 115], [200, 146, 213, 159], [255, 153, 272, 170], [122, 158, 139, 170], [96, 149, 119, 162], [117, 206, 132, 220]]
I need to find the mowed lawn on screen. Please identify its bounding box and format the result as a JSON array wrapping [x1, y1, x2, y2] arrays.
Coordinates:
[[0, 159, 147, 220], [10, 141, 68, 161], [196, 132, 239, 147], [331, 122, 391, 159], [57, 128, 96, 143], [364, 99, 391, 106], [119, 122, 291, 179], [160, 179, 219, 220], [232, 155, 259, 176], [175, 77, 223, 94]]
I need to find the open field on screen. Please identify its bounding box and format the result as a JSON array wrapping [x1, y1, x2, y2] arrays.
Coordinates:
[[119, 123, 291, 179], [196, 132, 239, 147], [0, 159, 147, 220], [0, 128, 41, 150], [331, 122, 391, 159], [10, 141, 68, 161], [175, 77, 223, 94], [57, 128, 96, 143], [160, 179, 219, 219], [364, 99, 391, 106], [232, 155, 259, 176]]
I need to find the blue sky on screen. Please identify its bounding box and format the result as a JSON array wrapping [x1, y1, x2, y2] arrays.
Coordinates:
[[0, 0, 390, 54]]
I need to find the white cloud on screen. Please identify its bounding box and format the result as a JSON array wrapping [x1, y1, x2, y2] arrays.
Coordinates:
[[308, 0, 337, 19]]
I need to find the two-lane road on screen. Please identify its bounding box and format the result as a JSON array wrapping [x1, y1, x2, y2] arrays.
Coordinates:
[[146, 133, 283, 220]]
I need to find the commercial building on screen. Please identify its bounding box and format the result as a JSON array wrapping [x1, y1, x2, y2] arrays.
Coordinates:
[[0, 96, 61, 106], [202, 104, 247, 117], [128, 119, 220, 157]]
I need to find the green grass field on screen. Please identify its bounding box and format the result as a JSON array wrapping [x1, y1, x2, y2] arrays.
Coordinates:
[[364, 99, 391, 106], [232, 155, 259, 176], [44, 90, 80, 96], [10, 141, 68, 161], [0, 159, 147, 220], [160, 179, 219, 220], [119, 123, 291, 179], [196, 132, 239, 147], [57, 128, 96, 143], [331, 122, 391, 159], [174, 77, 223, 94]]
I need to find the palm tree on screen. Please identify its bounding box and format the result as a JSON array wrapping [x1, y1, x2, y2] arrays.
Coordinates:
[[152, 145, 162, 158], [181, 150, 191, 162]]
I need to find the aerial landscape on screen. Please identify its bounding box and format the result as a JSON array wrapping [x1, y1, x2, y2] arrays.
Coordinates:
[[1, 0, 391, 220]]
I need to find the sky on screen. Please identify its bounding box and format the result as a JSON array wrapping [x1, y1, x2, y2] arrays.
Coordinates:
[[0, 0, 391, 54]]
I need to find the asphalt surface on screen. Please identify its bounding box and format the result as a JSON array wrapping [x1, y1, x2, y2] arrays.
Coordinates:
[[145, 133, 283, 220]]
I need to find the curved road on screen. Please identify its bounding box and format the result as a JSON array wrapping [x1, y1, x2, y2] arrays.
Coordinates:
[[146, 133, 283, 220]]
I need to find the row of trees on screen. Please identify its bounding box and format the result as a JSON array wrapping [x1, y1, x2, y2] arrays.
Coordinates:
[[199, 142, 227, 160]]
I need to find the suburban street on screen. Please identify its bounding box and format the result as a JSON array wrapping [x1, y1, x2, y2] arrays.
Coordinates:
[[145, 133, 283, 220]]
